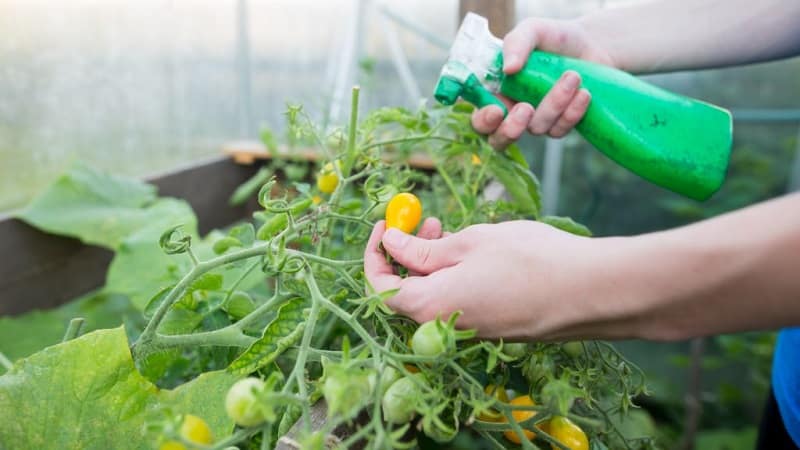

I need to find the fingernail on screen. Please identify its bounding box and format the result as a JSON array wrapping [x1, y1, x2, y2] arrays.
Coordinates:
[[561, 72, 580, 92], [512, 103, 533, 120], [486, 107, 503, 123], [504, 54, 519, 72], [383, 228, 410, 249]]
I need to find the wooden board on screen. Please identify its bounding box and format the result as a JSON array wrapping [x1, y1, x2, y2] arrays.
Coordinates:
[[0, 157, 260, 316], [222, 140, 438, 170]]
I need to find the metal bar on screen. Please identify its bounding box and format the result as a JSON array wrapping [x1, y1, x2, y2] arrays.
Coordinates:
[[731, 109, 800, 123], [236, 0, 254, 137], [381, 13, 423, 103], [0, 158, 260, 316], [541, 138, 564, 216], [377, 4, 450, 50]]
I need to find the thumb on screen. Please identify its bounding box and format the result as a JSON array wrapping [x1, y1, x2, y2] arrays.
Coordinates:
[[381, 228, 463, 274]]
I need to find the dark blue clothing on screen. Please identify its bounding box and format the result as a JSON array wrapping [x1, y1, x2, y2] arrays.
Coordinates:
[[773, 328, 800, 447]]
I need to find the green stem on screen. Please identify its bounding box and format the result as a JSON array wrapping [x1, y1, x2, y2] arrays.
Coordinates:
[[437, 164, 469, 225], [187, 248, 200, 266], [61, 317, 85, 342], [154, 326, 257, 350], [360, 134, 456, 152], [344, 86, 361, 177], [286, 248, 362, 268]]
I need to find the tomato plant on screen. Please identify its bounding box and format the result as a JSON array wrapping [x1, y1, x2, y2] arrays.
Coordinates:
[[0, 87, 655, 450]]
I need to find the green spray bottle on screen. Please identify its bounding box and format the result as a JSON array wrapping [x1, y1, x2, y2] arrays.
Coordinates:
[[434, 13, 732, 201]]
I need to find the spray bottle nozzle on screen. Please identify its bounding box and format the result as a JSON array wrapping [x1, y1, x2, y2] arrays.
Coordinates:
[[434, 13, 508, 115]]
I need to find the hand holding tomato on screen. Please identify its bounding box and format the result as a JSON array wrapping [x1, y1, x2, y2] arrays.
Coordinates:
[[364, 219, 635, 341]]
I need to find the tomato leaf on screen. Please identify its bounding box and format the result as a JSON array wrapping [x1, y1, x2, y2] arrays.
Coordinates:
[[227, 298, 308, 375], [540, 216, 593, 237], [487, 152, 542, 218]]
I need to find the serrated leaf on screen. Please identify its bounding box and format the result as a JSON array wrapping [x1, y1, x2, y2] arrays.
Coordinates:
[[227, 298, 308, 375], [540, 216, 593, 237], [0, 327, 237, 449], [487, 152, 542, 218]]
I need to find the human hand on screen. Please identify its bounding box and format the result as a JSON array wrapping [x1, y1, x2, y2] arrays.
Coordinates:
[[473, 18, 616, 149], [363, 219, 636, 341]]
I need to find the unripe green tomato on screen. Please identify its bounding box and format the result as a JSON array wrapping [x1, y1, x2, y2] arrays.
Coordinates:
[[368, 366, 401, 396], [323, 369, 371, 419], [411, 321, 450, 357], [562, 341, 584, 358], [382, 375, 422, 424], [225, 377, 266, 427], [503, 343, 529, 360]]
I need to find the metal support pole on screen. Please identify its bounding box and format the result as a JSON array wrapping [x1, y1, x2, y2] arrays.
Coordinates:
[[236, 0, 254, 138], [542, 138, 564, 216], [381, 13, 423, 103]]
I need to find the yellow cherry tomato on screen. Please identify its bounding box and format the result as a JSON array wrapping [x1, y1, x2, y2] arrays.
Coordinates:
[[471, 154, 482, 165], [316, 162, 339, 194], [503, 395, 544, 444], [312, 195, 323, 205], [385, 193, 422, 233], [158, 441, 186, 450], [548, 416, 588, 450], [477, 384, 510, 422], [179, 414, 213, 445]]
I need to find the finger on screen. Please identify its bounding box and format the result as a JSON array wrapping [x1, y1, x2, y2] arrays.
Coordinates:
[[363, 221, 402, 293], [471, 103, 507, 135], [503, 19, 538, 74], [488, 103, 535, 150], [415, 217, 443, 240], [381, 228, 465, 275], [409, 217, 444, 276], [527, 70, 581, 135], [548, 88, 591, 138]]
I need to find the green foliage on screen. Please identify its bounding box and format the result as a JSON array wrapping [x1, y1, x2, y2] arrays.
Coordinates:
[[0, 96, 651, 450], [0, 327, 237, 449]]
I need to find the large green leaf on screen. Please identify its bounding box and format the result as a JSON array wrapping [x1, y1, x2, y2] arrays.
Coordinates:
[[488, 151, 542, 218], [228, 297, 307, 375], [540, 216, 593, 237], [0, 327, 237, 449], [17, 162, 196, 250], [0, 291, 140, 374]]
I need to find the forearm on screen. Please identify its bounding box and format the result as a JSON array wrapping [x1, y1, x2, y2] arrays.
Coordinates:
[[617, 193, 800, 340], [577, 0, 800, 73]]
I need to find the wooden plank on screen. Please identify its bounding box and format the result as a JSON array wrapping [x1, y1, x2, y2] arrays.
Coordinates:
[[459, 0, 516, 36], [222, 141, 438, 170], [0, 157, 260, 316]]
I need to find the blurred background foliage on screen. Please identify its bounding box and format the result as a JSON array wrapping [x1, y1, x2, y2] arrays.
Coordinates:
[[1, 0, 798, 448]]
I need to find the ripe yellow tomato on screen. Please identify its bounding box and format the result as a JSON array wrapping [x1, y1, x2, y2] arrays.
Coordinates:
[[503, 395, 543, 444], [316, 162, 339, 194], [477, 384, 510, 422], [180, 414, 213, 445], [548, 416, 588, 450], [160, 414, 213, 450], [471, 154, 482, 165], [158, 441, 186, 450], [385, 193, 422, 233]]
